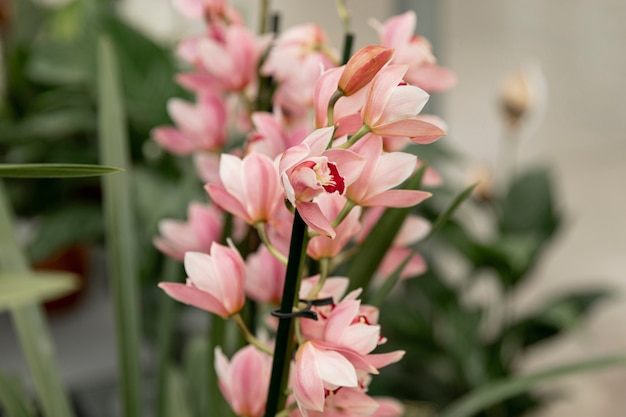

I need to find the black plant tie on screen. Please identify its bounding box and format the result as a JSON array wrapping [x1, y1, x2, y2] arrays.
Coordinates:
[[271, 297, 334, 321]]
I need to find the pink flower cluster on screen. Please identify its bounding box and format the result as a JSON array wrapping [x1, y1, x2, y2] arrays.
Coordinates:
[[154, 2, 455, 416]]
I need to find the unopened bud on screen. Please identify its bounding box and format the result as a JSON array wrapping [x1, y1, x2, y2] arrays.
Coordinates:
[[338, 45, 393, 96]]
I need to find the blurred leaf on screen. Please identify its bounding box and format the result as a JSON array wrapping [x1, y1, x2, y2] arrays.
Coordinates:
[[0, 371, 36, 417], [0, 109, 96, 143], [165, 367, 193, 417], [0, 271, 77, 311], [497, 290, 609, 351], [7, 0, 48, 46], [27, 40, 91, 85], [28, 204, 103, 262], [0, 163, 121, 178], [97, 35, 143, 417], [500, 167, 559, 238], [0, 181, 75, 417], [437, 355, 626, 417]]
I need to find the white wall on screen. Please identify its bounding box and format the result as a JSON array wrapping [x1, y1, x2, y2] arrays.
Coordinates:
[[441, 1, 626, 416]]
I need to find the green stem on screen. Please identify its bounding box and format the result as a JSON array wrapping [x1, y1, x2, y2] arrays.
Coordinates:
[[306, 257, 330, 299], [255, 222, 288, 265], [259, 0, 270, 34], [326, 89, 344, 128], [263, 210, 309, 417], [232, 313, 273, 355], [340, 124, 371, 148], [331, 199, 356, 228], [276, 402, 298, 417], [208, 317, 227, 417], [155, 258, 183, 417]]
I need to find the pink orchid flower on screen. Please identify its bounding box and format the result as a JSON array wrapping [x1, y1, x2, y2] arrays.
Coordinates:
[[153, 202, 223, 261], [215, 345, 271, 417], [246, 111, 310, 158], [307, 193, 361, 260], [158, 242, 245, 318], [196, 25, 268, 92], [245, 245, 286, 304], [279, 127, 364, 237], [346, 136, 431, 208], [293, 341, 359, 413], [152, 93, 227, 155], [262, 24, 338, 119], [173, 0, 243, 24], [375, 11, 457, 92], [206, 152, 284, 226], [361, 64, 445, 144]]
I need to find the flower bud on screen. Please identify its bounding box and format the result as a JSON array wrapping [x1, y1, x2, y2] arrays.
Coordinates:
[[338, 45, 393, 96]]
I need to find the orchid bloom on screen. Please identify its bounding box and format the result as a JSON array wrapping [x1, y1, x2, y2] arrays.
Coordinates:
[[215, 345, 271, 417], [361, 64, 445, 144], [293, 341, 359, 413], [375, 11, 457, 92], [153, 202, 223, 261], [246, 111, 310, 158], [346, 136, 431, 208], [196, 25, 268, 92], [172, 0, 243, 24], [245, 245, 286, 304], [158, 242, 245, 318], [206, 152, 284, 226], [152, 93, 227, 155], [262, 24, 338, 119], [279, 127, 364, 237]]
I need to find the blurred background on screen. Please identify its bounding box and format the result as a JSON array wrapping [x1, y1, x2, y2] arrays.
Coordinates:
[[1, 0, 625, 416]]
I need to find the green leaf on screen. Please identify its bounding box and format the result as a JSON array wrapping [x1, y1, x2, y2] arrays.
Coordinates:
[[0, 180, 76, 417], [437, 355, 626, 417], [497, 290, 609, 351], [97, 35, 143, 417], [0, 163, 122, 178], [0, 371, 36, 417], [0, 272, 77, 312], [427, 183, 477, 241], [500, 167, 559, 238], [165, 366, 193, 417]]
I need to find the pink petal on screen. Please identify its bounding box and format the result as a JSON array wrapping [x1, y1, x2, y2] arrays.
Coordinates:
[[324, 299, 360, 342], [314, 347, 358, 388], [294, 343, 326, 412], [371, 118, 445, 141], [366, 350, 406, 369], [152, 127, 195, 155], [205, 184, 250, 224], [379, 85, 430, 124], [362, 65, 408, 127], [158, 282, 229, 318], [368, 151, 417, 196], [407, 64, 458, 92], [297, 202, 336, 238], [361, 190, 431, 208]]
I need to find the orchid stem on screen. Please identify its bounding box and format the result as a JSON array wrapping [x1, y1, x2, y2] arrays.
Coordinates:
[[255, 222, 288, 265], [327, 89, 344, 128], [232, 313, 273, 355], [331, 199, 356, 228], [276, 402, 299, 417], [259, 0, 270, 34], [340, 124, 371, 148], [306, 258, 330, 299], [263, 210, 309, 417]]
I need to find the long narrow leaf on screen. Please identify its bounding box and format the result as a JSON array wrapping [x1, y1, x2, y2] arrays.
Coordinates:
[[0, 272, 77, 311], [437, 355, 626, 417], [0, 181, 75, 417], [97, 35, 143, 417], [345, 165, 426, 293], [0, 163, 122, 178], [0, 370, 36, 417]]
